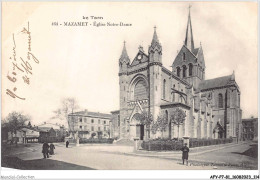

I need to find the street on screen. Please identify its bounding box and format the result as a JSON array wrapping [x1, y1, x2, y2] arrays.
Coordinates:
[[1, 141, 257, 170]]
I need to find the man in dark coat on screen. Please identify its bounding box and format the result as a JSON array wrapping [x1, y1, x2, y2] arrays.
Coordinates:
[[49, 143, 55, 155], [181, 143, 189, 165], [66, 140, 69, 148], [42, 142, 50, 159]]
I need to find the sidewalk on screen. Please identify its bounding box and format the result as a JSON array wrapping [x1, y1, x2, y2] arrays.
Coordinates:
[[96, 141, 253, 169]]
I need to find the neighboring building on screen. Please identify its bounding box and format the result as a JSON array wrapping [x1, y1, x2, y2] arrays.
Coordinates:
[[242, 117, 258, 141], [111, 110, 120, 139], [37, 122, 66, 142], [38, 127, 62, 143], [20, 127, 40, 143], [7, 127, 40, 144], [116, 8, 242, 141], [68, 109, 112, 139]]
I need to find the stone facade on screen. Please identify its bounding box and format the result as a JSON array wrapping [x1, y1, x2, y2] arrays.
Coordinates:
[[115, 9, 242, 141]]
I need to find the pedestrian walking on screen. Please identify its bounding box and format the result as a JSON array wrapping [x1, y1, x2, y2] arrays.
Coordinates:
[[49, 143, 55, 155], [181, 143, 189, 166], [42, 142, 50, 159], [66, 140, 69, 148]]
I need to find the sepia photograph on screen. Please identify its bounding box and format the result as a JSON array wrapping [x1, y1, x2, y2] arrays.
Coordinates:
[[1, 1, 259, 179]]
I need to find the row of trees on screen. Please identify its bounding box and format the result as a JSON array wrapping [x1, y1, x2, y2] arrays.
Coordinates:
[[137, 108, 186, 139]]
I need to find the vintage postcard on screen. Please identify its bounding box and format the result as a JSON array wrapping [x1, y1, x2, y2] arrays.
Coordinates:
[[1, 1, 259, 179]]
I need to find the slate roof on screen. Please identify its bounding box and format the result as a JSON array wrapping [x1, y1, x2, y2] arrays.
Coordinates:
[[20, 127, 40, 132], [37, 123, 63, 129], [198, 74, 236, 91], [69, 110, 112, 119], [37, 127, 52, 132], [242, 118, 258, 122]]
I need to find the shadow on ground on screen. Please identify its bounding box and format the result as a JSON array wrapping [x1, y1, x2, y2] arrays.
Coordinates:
[[231, 144, 258, 158], [2, 156, 95, 170]]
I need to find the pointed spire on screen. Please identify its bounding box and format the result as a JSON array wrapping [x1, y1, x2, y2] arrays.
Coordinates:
[[151, 26, 160, 45], [184, 5, 195, 52], [120, 41, 130, 62], [149, 26, 162, 56]]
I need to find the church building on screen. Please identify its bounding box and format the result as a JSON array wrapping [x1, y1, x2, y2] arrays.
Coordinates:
[[112, 8, 242, 141]]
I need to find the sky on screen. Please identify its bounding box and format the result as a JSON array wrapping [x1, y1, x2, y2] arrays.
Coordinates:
[[2, 2, 258, 127]]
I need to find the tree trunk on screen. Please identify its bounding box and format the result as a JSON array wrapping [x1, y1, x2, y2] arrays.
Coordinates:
[[162, 130, 164, 138], [177, 125, 180, 140]]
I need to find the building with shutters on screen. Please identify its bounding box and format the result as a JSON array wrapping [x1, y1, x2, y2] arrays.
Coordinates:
[[68, 109, 112, 139], [114, 8, 242, 141]]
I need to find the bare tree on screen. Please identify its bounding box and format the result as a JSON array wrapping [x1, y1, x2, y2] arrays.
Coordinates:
[[52, 97, 79, 138], [151, 115, 168, 138], [170, 108, 186, 139], [3, 111, 31, 144], [138, 110, 153, 138]]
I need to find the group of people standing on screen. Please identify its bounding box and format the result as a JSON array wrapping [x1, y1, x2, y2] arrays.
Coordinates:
[[42, 141, 70, 159], [42, 142, 55, 159]]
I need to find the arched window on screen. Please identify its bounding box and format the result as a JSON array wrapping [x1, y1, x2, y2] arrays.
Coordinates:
[[117, 114, 120, 127], [188, 63, 193, 76], [218, 93, 223, 108], [183, 65, 187, 78], [165, 110, 168, 122], [163, 79, 166, 99], [134, 79, 147, 100], [183, 52, 186, 61], [177, 67, 181, 77], [172, 93, 175, 102]]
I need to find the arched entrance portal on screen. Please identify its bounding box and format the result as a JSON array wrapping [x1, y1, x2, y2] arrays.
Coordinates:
[[130, 113, 145, 140], [213, 122, 224, 139]]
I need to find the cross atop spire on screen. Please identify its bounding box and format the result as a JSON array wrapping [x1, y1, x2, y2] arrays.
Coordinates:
[[184, 5, 194, 52], [188, 4, 192, 11], [231, 70, 235, 81]]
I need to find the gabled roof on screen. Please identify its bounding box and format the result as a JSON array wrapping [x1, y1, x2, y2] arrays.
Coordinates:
[[198, 74, 237, 92], [130, 50, 149, 66], [172, 45, 197, 67], [69, 110, 112, 119]]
